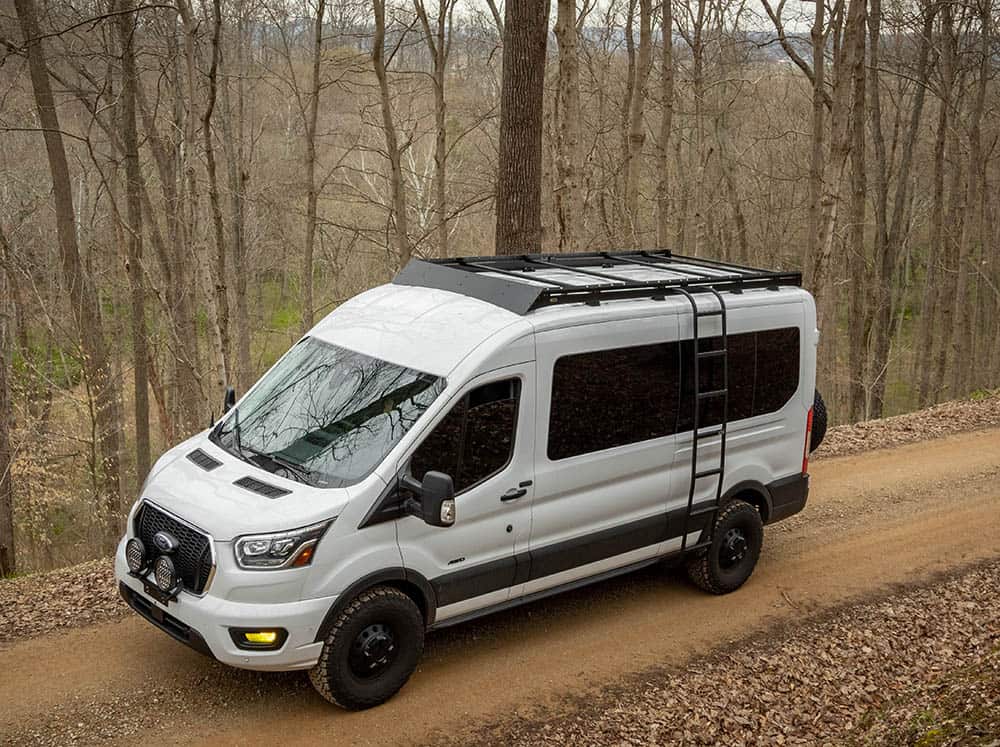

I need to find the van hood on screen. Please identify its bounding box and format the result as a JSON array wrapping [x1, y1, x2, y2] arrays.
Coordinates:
[[138, 433, 352, 541]]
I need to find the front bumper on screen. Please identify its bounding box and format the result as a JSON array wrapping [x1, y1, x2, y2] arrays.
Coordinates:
[[115, 537, 333, 671]]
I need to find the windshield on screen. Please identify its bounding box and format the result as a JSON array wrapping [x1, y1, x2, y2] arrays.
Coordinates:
[[212, 338, 444, 488]]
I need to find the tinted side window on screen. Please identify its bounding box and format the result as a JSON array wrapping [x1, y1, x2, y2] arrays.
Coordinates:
[[410, 379, 520, 493], [753, 327, 799, 415], [678, 327, 799, 429], [548, 342, 680, 460]]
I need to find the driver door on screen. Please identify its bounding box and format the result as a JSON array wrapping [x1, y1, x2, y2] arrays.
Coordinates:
[[395, 364, 535, 623]]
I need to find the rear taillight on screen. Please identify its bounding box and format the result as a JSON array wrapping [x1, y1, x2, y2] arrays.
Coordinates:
[[802, 406, 814, 475]]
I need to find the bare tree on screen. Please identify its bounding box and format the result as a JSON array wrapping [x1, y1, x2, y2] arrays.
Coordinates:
[[115, 0, 151, 480], [495, 0, 551, 254], [623, 0, 652, 241], [373, 0, 412, 266], [303, 0, 327, 329], [414, 0, 456, 255], [655, 0, 674, 247], [0, 302, 13, 576], [553, 0, 585, 252]]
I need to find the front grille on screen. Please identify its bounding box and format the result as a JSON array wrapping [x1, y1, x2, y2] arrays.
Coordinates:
[[134, 503, 213, 594]]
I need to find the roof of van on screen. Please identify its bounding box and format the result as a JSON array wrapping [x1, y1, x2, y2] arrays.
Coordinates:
[[308, 283, 531, 377]]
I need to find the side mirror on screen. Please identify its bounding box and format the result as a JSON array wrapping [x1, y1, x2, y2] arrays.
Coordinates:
[[223, 386, 236, 414], [401, 471, 455, 527]]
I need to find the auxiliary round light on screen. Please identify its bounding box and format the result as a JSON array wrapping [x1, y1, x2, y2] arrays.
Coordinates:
[[125, 538, 146, 574], [154, 555, 178, 592]]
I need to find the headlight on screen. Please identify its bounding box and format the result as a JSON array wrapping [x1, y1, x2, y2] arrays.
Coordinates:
[[234, 519, 333, 570]]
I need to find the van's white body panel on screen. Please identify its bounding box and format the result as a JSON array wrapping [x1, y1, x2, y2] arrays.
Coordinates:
[[116, 274, 818, 671]]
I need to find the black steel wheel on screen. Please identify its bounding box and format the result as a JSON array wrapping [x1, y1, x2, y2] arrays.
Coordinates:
[[309, 586, 424, 710], [686, 499, 763, 595]]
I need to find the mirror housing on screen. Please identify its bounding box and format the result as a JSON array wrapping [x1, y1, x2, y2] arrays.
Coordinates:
[[401, 471, 455, 527], [223, 386, 236, 414]]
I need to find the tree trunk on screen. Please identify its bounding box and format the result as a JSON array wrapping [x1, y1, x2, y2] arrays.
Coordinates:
[[847, 16, 867, 422], [624, 0, 652, 242], [14, 0, 123, 543], [415, 0, 453, 256], [949, 3, 989, 399], [220, 7, 252, 392], [806, 0, 826, 283], [373, 0, 411, 266], [916, 95, 948, 407], [203, 0, 233, 396], [655, 0, 674, 247], [0, 314, 14, 576], [495, 0, 550, 254], [303, 0, 326, 328], [553, 0, 584, 252], [115, 0, 151, 481]]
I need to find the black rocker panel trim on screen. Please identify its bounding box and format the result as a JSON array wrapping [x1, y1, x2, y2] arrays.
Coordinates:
[[429, 505, 713, 611], [430, 556, 664, 631]]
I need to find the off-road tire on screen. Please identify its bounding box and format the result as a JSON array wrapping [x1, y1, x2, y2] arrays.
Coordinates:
[[309, 586, 424, 710], [810, 389, 828, 453], [686, 499, 763, 595]]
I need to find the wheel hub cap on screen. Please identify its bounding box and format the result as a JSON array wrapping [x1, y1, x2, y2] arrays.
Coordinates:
[[350, 623, 396, 678], [720, 528, 748, 569]]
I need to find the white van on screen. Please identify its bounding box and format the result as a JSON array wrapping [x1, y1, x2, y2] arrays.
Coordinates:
[[115, 251, 822, 709]]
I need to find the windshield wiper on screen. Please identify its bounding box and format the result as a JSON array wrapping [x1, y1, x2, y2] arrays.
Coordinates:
[[224, 410, 316, 487]]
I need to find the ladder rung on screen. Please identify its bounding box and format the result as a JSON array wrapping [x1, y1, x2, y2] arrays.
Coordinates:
[[697, 389, 728, 400], [697, 349, 727, 359], [694, 468, 722, 479], [695, 426, 724, 439], [689, 505, 719, 517]]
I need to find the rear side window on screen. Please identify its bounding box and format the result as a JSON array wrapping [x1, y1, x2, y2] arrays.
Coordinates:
[[753, 327, 800, 415], [410, 379, 520, 493], [678, 327, 800, 429], [548, 343, 681, 460]]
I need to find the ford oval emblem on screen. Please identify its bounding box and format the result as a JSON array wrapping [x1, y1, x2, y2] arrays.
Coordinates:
[[153, 531, 179, 554]]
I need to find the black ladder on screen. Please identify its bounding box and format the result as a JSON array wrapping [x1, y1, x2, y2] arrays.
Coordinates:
[[676, 286, 729, 552]]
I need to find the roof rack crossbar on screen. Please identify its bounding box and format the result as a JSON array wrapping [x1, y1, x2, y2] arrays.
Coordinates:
[[458, 259, 577, 289], [604, 252, 723, 281], [525, 257, 640, 285]]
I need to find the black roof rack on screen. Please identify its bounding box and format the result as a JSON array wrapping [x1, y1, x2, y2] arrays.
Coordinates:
[[392, 250, 802, 315]]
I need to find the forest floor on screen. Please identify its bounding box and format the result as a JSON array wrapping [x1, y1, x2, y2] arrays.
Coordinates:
[[1, 394, 999, 745]]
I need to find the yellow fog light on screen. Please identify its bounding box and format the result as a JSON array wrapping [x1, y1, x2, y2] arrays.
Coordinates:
[[230, 627, 287, 650]]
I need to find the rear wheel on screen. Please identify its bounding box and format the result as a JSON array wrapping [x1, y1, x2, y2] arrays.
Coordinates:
[[686, 499, 763, 594], [309, 586, 424, 710]]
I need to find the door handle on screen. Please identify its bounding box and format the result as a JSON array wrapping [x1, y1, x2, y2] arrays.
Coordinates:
[[500, 487, 527, 502]]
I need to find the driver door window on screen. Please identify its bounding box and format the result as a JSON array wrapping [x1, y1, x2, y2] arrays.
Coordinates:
[[410, 379, 521, 493]]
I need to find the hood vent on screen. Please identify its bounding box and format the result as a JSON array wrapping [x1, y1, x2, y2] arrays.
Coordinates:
[[187, 448, 222, 471], [233, 476, 291, 499]]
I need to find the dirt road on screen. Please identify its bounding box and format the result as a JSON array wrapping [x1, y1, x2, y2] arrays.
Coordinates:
[[3, 428, 1000, 745]]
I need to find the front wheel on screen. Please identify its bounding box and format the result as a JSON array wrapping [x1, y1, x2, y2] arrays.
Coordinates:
[[686, 499, 763, 594], [309, 586, 424, 710]]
